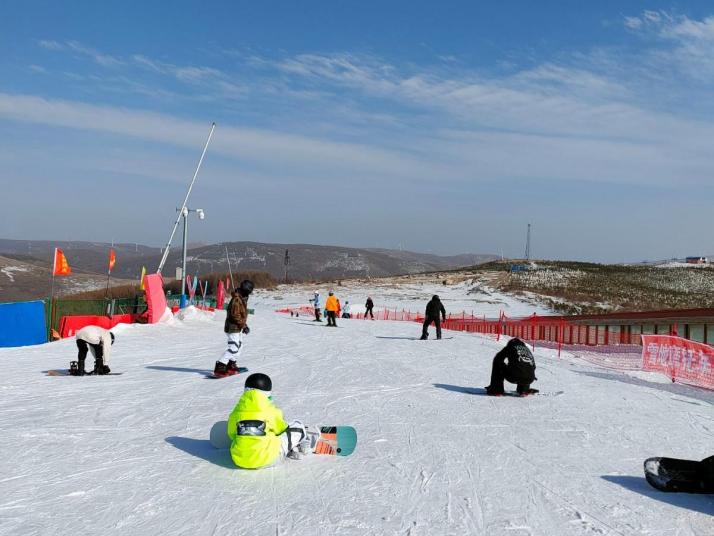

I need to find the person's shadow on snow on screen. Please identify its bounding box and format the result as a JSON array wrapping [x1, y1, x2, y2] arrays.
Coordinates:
[[601, 475, 714, 515], [147, 366, 212, 375], [433, 383, 484, 395], [166, 437, 235, 469]]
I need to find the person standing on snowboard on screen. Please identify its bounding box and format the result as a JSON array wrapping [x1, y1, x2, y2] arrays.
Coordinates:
[[213, 279, 254, 378], [227, 373, 318, 469], [485, 337, 538, 396], [364, 297, 374, 319], [72, 325, 114, 375], [420, 295, 446, 340], [325, 291, 339, 327]]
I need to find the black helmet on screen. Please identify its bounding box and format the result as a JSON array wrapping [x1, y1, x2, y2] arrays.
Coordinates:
[[432, 295, 440, 301], [110, 332, 115, 345], [238, 279, 254, 296], [245, 373, 272, 392]]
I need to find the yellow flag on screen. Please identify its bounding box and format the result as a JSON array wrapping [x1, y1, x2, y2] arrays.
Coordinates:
[[139, 266, 147, 290]]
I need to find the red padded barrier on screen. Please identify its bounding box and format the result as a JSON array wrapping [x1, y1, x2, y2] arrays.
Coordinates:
[[59, 314, 134, 338]]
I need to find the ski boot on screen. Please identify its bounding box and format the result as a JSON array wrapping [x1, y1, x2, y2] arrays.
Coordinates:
[[93, 357, 110, 375], [69, 360, 83, 376], [517, 385, 538, 396], [226, 359, 240, 376], [298, 426, 321, 455], [485, 385, 504, 396], [213, 361, 230, 378]]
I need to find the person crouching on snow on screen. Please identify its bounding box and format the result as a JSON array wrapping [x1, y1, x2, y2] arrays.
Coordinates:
[[72, 326, 114, 375], [485, 337, 538, 396], [227, 373, 318, 469], [214, 279, 254, 378]]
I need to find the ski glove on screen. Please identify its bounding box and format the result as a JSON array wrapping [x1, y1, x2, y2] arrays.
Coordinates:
[[242, 326, 250, 334]]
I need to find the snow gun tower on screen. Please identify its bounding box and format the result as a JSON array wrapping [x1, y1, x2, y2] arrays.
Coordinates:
[[156, 122, 216, 308]]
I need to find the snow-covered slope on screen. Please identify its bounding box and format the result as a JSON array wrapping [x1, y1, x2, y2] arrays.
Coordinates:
[[0, 300, 712, 535]]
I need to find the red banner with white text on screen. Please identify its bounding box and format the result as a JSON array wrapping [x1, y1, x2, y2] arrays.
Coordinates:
[[641, 335, 714, 389]]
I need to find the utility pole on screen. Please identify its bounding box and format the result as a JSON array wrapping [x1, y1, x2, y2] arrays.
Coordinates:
[[284, 249, 290, 284], [524, 223, 532, 261]]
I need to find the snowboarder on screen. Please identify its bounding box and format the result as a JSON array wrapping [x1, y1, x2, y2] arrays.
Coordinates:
[[420, 295, 446, 340], [310, 291, 321, 322], [73, 325, 115, 375], [485, 338, 538, 396], [325, 291, 339, 327], [213, 279, 254, 378], [342, 301, 351, 318], [226, 373, 317, 469], [364, 297, 374, 319]]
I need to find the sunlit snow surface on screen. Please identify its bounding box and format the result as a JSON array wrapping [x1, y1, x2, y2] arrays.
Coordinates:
[[1, 283, 712, 535]]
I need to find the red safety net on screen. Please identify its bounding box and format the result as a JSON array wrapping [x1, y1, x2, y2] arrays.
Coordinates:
[[276, 307, 713, 390], [641, 335, 714, 389]]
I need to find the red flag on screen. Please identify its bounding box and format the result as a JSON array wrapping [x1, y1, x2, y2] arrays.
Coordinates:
[[53, 248, 71, 276], [108, 249, 116, 274]]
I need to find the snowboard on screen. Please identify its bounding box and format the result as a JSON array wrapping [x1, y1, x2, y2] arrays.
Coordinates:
[[209, 420, 357, 456], [644, 457, 714, 494], [205, 367, 248, 379], [479, 388, 563, 397], [46, 369, 123, 376]]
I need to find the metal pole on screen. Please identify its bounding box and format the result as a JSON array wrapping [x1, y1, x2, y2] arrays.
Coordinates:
[[181, 210, 188, 296], [157, 122, 215, 274], [224, 246, 235, 290]]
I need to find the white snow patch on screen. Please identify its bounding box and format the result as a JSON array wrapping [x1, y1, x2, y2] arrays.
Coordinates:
[[0, 285, 711, 535]]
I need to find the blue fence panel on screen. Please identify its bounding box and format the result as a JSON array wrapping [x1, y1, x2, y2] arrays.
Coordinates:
[[0, 300, 48, 347]]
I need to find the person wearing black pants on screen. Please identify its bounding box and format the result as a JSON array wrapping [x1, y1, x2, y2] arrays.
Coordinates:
[[485, 338, 538, 395], [420, 295, 446, 340], [364, 297, 374, 319]]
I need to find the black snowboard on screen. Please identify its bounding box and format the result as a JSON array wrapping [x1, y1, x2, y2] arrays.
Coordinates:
[[644, 456, 714, 494], [46, 370, 124, 376]]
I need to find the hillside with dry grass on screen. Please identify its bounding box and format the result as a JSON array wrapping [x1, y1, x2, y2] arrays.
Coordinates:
[[466, 260, 714, 314]]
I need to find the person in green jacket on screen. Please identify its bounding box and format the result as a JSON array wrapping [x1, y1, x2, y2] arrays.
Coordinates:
[[227, 373, 317, 469]]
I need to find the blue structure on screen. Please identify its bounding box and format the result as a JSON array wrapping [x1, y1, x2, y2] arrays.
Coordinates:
[[0, 300, 47, 347]]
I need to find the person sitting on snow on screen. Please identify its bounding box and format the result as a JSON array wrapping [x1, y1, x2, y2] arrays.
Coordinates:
[[485, 338, 538, 396], [214, 279, 254, 378], [72, 325, 114, 375], [227, 373, 319, 469]]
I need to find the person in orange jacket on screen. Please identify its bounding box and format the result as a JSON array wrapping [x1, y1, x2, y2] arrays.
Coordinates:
[[324, 291, 339, 327]]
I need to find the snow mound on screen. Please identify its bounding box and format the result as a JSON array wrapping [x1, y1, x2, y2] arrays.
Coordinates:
[[174, 305, 215, 322]]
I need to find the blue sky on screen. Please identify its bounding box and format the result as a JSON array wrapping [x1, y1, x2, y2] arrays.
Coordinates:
[[1, 1, 713, 261]]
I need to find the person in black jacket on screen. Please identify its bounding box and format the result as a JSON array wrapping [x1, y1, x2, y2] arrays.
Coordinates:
[[485, 338, 538, 395], [420, 295, 446, 340], [364, 297, 374, 319]]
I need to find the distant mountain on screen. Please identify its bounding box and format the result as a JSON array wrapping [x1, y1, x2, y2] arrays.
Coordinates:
[[0, 239, 497, 299]]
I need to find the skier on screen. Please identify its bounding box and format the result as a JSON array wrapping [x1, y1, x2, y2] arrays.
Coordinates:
[[342, 300, 351, 318], [485, 337, 538, 396], [309, 291, 321, 322], [227, 373, 318, 469], [364, 297, 374, 319], [213, 279, 254, 378], [420, 295, 446, 340], [325, 291, 339, 327], [72, 325, 114, 375]]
